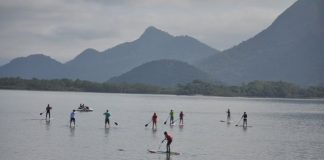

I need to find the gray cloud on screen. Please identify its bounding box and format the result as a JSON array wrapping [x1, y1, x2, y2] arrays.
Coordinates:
[[0, 0, 297, 65]]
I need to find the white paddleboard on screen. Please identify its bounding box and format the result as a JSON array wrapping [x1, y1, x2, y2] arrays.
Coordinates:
[[220, 120, 233, 123], [30, 118, 54, 120], [236, 125, 252, 128], [148, 149, 180, 155]]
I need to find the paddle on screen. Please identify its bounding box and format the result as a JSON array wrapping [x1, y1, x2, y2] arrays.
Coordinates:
[[145, 120, 152, 127], [40, 112, 44, 115], [235, 117, 243, 126], [170, 118, 179, 125], [173, 118, 179, 123], [163, 116, 169, 125], [158, 139, 165, 150], [114, 122, 118, 126]]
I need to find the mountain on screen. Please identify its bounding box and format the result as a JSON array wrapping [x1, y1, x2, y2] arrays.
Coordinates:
[[198, 0, 324, 86], [0, 54, 64, 79], [0, 26, 220, 82], [65, 26, 219, 82], [109, 59, 215, 87]]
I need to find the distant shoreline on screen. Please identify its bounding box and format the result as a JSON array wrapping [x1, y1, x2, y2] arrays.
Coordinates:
[[0, 78, 323, 99], [1, 89, 324, 102]]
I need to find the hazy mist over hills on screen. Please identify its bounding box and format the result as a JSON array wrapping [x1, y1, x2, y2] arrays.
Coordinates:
[[0, 54, 64, 79], [0, 0, 323, 86], [63, 26, 219, 81], [0, 26, 219, 82]]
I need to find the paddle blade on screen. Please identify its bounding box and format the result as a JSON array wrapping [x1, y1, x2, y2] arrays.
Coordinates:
[[40, 112, 43, 115], [114, 122, 118, 125], [145, 123, 149, 127], [164, 121, 167, 125]]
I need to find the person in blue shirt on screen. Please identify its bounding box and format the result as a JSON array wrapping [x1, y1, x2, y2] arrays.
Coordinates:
[[70, 110, 76, 127]]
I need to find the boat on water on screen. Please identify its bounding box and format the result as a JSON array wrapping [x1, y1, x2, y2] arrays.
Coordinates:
[[75, 105, 94, 112]]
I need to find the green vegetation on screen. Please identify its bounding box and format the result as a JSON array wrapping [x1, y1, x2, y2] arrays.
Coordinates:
[[176, 80, 324, 98], [0, 78, 323, 98]]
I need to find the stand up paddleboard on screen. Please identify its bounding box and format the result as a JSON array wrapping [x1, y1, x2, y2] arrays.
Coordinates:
[[236, 125, 252, 128], [148, 149, 180, 155], [220, 120, 234, 123], [30, 118, 54, 120]]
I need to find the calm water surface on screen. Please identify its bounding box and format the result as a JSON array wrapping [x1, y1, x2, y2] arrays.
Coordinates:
[[0, 90, 324, 160]]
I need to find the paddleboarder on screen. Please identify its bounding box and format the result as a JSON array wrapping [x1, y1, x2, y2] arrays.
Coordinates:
[[179, 111, 184, 125], [103, 110, 111, 128], [242, 112, 247, 127], [163, 131, 173, 153], [169, 110, 174, 125], [70, 110, 76, 127], [45, 104, 52, 119], [152, 112, 158, 129], [226, 108, 231, 121]]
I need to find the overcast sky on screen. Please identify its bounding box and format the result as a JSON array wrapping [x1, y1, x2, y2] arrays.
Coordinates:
[[0, 0, 297, 65]]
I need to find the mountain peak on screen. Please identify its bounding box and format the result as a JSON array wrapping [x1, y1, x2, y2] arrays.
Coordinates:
[[12, 54, 58, 63], [139, 26, 173, 41], [75, 48, 100, 59], [27, 54, 50, 59], [199, 0, 324, 86]]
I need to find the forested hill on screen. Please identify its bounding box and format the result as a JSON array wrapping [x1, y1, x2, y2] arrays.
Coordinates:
[[0, 78, 323, 98]]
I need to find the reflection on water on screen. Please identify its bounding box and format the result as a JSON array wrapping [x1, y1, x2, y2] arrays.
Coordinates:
[[166, 153, 171, 160], [45, 120, 51, 131], [104, 128, 109, 137], [0, 90, 324, 160], [179, 125, 184, 132], [151, 128, 158, 138], [152, 128, 157, 133], [69, 126, 75, 137]]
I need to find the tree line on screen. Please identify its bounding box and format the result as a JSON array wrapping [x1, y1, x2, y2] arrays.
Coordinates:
[[0, 77, 323, 98]]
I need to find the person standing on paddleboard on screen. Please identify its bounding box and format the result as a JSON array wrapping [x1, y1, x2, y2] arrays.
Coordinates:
[[179, 111, 184, 125], [242, 112, 247, 127], [163, 131, 173, 153], [169, 110, 174, 125], [70, 110, 76, 127], [226, 109, 231, 121], [103, 110, 111, 128], [45, 104, 52, 119], [152, 112, 158, 129]]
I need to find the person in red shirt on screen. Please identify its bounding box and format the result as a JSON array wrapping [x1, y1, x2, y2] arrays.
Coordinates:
[[162, 131, 173, 153], [179, 111, 184, 125], [152, 112, 158, 129]]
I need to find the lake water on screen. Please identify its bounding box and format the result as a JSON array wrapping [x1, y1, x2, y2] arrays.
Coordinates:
[[0, 90, 324, 160]]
